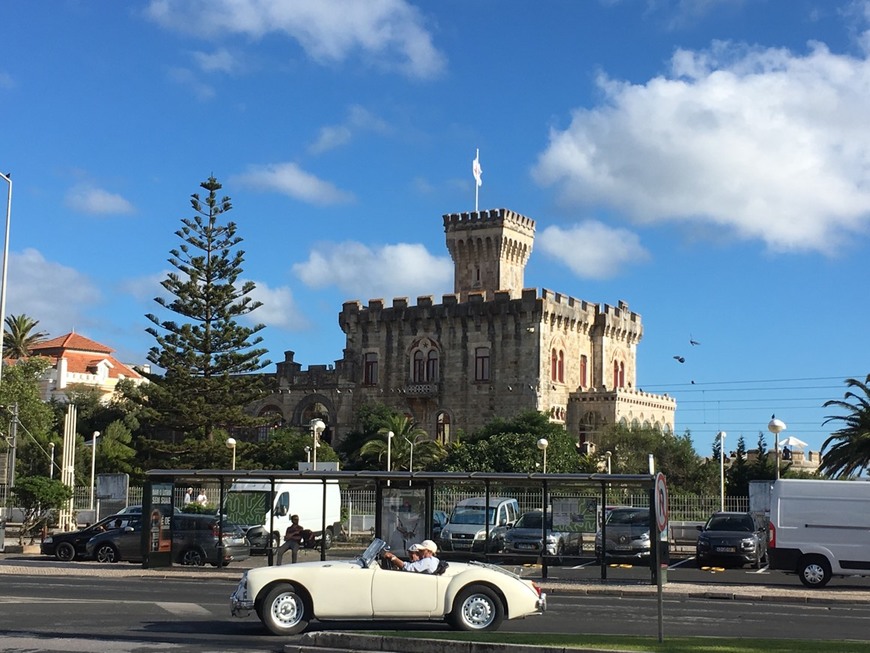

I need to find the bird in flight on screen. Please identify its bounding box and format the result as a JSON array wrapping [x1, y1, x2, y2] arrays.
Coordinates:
[[673, 355, 685, 363], [690, 335, 701, 346]]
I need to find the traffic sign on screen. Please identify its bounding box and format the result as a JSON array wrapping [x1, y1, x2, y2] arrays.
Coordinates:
[[654, 472, 669, 533]]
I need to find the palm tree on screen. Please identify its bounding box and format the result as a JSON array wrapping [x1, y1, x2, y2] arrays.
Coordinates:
[[819, 375, 870, 478], [3, 314, 48, 359], [358, 414, 446, 472]]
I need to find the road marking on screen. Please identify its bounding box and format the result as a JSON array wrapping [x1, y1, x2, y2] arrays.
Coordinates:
[[156, 602, 212, 615]]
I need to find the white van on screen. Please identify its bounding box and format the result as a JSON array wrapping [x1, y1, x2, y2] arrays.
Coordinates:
[[224, 479, 341, 553], [768, 478, 870, 587]]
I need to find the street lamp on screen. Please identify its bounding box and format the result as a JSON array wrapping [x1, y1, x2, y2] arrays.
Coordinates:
[[605, 450, 612, 474], [304, 445, 311, 463], [49, 442, 55, 479], [88, 431, 100, 511], [226, 437, 237, 470], [537, 438, 548, 473], [768, 416, 787, 480], [386, 431, 395, 481], [403, 434, 415, 475], [310, 418, 325, 470], [718, 431, 727, 511], [0, 172, 11, 387]]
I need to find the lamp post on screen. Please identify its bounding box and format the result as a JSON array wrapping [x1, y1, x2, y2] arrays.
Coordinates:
[[718, 431, 726, 511], [0, 172, 11, 387], [768, 416, 787, 480], [386, 431, 394, 482], [605, 450, 612, 475], [403, 434, 415, 474], [226, 437, 237, 470], [49, 442, 55, 479], [537, 438, 548, 473], [304, 445, 311, 464], [88, 431, 100, 511], [310, 418, 325, 470]]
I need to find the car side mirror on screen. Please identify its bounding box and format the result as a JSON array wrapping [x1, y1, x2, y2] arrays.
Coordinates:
[[277, 505, 288, 517], [696, 525, 703, 531]]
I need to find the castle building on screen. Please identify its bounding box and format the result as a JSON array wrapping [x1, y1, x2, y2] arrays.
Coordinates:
[[249, 208, 675, 449]]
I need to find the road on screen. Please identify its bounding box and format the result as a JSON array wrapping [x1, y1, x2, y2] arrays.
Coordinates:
[[1, 564, 870, 653]]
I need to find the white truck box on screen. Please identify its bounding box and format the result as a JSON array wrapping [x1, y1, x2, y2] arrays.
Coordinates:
[[224, 479, 340, 552], [768, 478, 870, 587]]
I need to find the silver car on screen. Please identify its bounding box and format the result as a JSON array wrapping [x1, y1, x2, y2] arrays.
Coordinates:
[[503, 510, 582, 564], [594, 506, 651, 564]]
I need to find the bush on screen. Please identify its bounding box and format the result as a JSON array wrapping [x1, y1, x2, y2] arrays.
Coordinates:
[[10, 476, 73, 545]]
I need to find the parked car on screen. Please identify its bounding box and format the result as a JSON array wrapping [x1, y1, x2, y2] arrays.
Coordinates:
[[40, 513, 137, 561], [594, 506, 650, 564], [432, 510, 448, 540], [86, 513, 250, 567], [438, 497, 520, 554], [503, 509, 582, 564], [230, 537, 546, 635], [696, 511, 767, 569]]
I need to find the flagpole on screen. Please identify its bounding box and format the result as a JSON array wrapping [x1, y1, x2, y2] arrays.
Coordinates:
[[473, 148, 481, 213]]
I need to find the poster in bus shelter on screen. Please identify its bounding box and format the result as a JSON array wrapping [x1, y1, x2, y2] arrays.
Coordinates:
[[141, 481, 173, 568], [381, 487, 426, 556]]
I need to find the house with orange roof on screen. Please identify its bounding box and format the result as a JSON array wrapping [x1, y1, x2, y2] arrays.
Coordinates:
[[29, 332, 147, 402]]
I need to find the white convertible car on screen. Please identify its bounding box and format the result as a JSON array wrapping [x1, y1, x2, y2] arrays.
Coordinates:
[[230, 538, 546, 635]]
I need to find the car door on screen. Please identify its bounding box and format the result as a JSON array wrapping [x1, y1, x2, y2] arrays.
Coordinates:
[[116, 517, 143, 560], [370, 564, 440, 616]]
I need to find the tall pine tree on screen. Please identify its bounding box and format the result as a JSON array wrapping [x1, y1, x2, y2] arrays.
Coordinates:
[[144, 176, 271, 442]]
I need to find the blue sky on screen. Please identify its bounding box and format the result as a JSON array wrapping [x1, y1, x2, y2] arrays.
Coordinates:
[[1, 0, 868, 457]]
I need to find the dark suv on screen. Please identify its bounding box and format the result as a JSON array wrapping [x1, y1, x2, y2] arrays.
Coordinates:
[[696, 511, 767, 568], [86, 513, 250, 567]]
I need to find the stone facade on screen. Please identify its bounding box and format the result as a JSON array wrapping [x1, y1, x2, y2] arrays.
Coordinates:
[[248, 208, 675, 449]]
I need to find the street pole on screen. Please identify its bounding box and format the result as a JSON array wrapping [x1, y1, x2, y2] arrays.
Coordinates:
[[89, 431, 100, 511], [0, 172, 11, 387], [718, 431, 726, 512]]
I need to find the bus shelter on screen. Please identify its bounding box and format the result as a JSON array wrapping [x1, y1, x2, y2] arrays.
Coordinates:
[[144, 469, 667, 583]]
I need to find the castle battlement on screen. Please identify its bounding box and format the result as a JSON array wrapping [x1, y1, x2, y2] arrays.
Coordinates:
[[442, 208, 536, 235]]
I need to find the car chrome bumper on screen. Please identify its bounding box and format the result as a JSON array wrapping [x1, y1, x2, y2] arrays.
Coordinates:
[[537, 592, 547, 612], [229, 576, 254, 618]]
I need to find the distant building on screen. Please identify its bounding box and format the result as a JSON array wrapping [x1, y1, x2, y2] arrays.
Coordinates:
[[30, 332, 146, 402], [248, 208, 676, 449]]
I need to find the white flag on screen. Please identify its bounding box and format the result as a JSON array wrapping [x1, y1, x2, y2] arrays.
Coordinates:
[[473, 149, 482, 187]]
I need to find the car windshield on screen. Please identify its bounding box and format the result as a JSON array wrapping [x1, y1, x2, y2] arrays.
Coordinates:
[[449, 506, 495, 525], [707, 515, 754, 532], [606, 509, 648, 526], [358, 538, 387, 567], [514, 512, 552, 529]]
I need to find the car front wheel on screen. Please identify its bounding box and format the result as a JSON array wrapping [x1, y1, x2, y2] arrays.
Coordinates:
[[798, 555, 832, 588], [262, 583, 310, 635], [180, 547, 206, 566], [450, 584, 504, 631], [55, 542, 76, 562], [94, 544, 119, 563]]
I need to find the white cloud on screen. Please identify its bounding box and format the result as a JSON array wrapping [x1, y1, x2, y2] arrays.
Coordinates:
[[65, 184, 135, 215], [145, 0, 445, 79], [245, 281, 310, 330], [532, 39, 870, 255], [167, 66, 216, 100], [309, 105, 390, 155], [119, 271, 169, 303], [192, 47, 239, 74], [6, 249, 102, 335], [293, 242, 452, 300], [231, 162, 354, 205], [538, 222, 650, 280]]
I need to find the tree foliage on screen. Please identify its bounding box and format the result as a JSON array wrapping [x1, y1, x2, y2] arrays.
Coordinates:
[[3, 314, 47, 359], [820, 375, 870, 478], [438, 411, 590, 473], [358, 414, 446, 472], [0, 357, 55, 480], [10, 476, 72, 545], [139, 176, 271, 442]]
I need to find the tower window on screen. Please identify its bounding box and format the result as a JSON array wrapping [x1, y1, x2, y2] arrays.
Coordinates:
[[426, 350, 439, 382], [580, 354, 588, 388], [413, 350, 425, 382], [363, 352, 378, 385], [475, 347, 490, 382]]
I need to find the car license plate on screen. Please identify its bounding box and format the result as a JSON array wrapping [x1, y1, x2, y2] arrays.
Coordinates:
[[517, 543, 536, 550], [715, 546, 736, 553], [614, 545, 632, 551]]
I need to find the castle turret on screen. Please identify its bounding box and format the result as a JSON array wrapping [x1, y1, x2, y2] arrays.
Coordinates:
[[443, 208, 535, 300]]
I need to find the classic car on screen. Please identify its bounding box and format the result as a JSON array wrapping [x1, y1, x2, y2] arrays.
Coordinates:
[[230, 537, 546, 635]]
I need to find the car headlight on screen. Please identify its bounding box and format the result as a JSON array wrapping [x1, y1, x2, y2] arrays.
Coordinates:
[[474, 530, 486, 540], [43, 536, 53, 544], [741, 538, 756, 549], [545, 534, 559, 544], [639, 531, 650, 541], [441, 528, 451, 538]]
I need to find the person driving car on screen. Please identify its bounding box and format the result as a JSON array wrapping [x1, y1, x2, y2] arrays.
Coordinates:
[[383, 539, 440, 573]]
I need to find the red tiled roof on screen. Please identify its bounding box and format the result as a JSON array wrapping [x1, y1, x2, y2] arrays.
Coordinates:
[[32, 332, 112, 354], [30, 332, 142, 380]]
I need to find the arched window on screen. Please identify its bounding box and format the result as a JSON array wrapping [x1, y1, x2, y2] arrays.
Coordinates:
[[413, 350, 425, 382], [580, 354, 588, 388], [613, 360, 619, 388], [558, 350, 565, 383], [619, 361, 625, 388], [426, 350, 439, 382], [551, 349, 558, 381], [436, 411, 451, 443]]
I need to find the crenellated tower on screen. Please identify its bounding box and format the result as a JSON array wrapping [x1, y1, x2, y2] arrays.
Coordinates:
[[443, 208, 535, 300]]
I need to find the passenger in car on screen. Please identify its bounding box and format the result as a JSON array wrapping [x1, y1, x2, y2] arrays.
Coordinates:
[[384, 539, 440, 573]]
